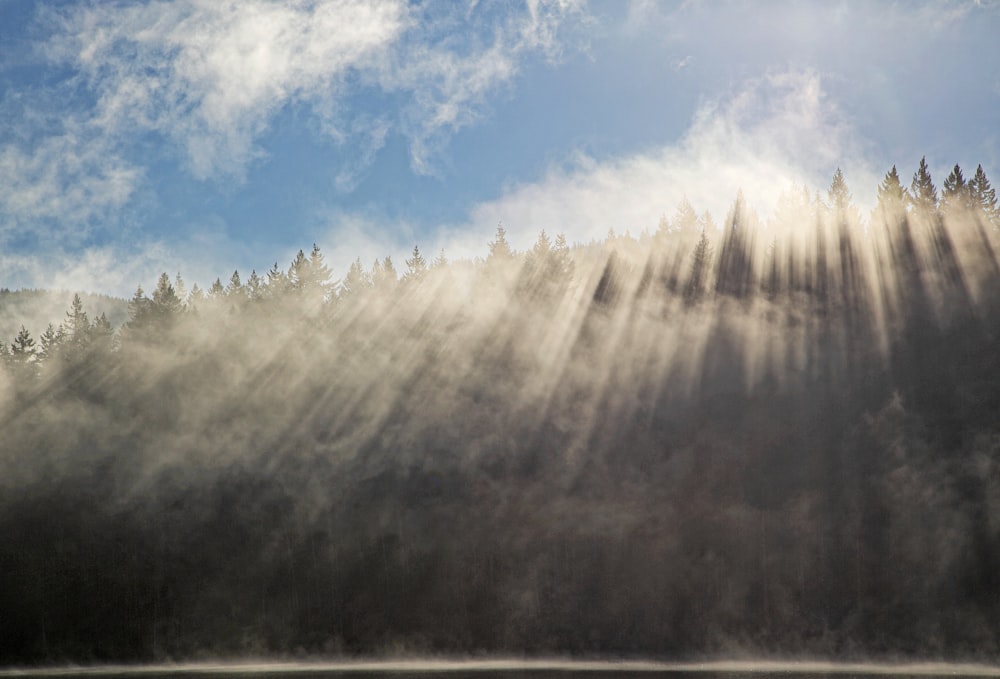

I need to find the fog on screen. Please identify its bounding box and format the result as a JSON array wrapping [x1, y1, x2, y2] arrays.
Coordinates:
[[2, 164, 1000, 663], [6, 659, 1000, 677]]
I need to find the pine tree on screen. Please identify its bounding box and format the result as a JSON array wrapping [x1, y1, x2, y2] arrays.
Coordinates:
[[684, 229, 712, 304], [10, 326, 36, 362], [246, 270, 263, 301], [209, 278, 225, 298], [969, 164, 999, 226], [405, 245, 428, 280], [266, 262, 290, 297], [488, 223, 514, 261], [433, 249, 448, 269], [674, 197, 701, 237], [910, 156, 938, 212], [305, 243, 333, 300], [225, 270, 244, 299], [942, 164, 973, 211], [655, 214, 670, 240], [288, 250, 308, 291], [372, 256, 397, 291], [289, 244, 333, 306], [152, 272, 183, 317], [553, 233, 574, 282], [877, 165, 908, 208], [64, 293, 92, 354], [875, 165, 910, 223], [173, 273, 187, 304], [37, 323, 62, 363], [91, 313, 114, 355], [340, 257, 370, 298], [828, 167, 852, 211], [531, 229, 552, 259], [187, 283, 205, 308], [715, 192, 756, 298], [127, 274, 181, 339]]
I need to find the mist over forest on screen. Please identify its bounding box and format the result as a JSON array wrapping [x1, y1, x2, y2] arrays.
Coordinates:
[[3, 160, 1000, 664]]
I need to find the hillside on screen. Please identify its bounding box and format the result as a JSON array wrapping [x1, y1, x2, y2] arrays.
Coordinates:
[[0, 289, 129, 346], [2, 167, 1000, 663]]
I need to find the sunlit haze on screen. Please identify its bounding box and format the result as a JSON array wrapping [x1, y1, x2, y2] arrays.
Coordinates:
[[0, 1, 997, 294], [3, 0, 1000, 670]]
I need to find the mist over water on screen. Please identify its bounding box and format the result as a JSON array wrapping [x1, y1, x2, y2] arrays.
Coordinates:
[[7, 661, 1000, 679], [3, 168, 1000, 663]]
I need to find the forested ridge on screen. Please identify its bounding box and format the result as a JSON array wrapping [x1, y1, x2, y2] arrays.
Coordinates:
[[3, 160, 1000, 663]]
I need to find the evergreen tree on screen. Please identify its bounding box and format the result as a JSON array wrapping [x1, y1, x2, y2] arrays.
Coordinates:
[[128, 273, 182, 339], [969, 164, 999, 226], [309, 243, 332, 282], [152, 272, 183, 317], [187, 283, 205, 308], [488, 223, 514, 261], [655, 214, 670, 240], [37, 323, 62, 363], [524, 230, 567, 297], [10, 325, 36, 363], [433, 249, 448, 269], [715, 192, 756, 298], [405, 245, 428, 280], [828, 167, 852, 211], [246, 270, 263, 301], [877, 165, 908, 209], [942, 164, 973, 211], [684, 229, 712, 304], [63, 293, 92, 355], [372, 256, 397, 291], [174, 273, 187, 304], [531, 229, 552, 259], [288, 250, 308, 290], [553, 233, 574, 282], [225, 270, 244, 299], [874, 166, 910, 233], [674, 197, 701, 237], [209, 278, 225, 298], [910, 156, 938, 212], [266, 262, 290, 297], [289, 245, 333, 306], [127, 286, 149, 328], [91, 313, 114, 355], [340, 257, 371, 298]]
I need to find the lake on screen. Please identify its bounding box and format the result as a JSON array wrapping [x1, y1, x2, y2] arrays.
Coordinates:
[[4, 660, 1000, 679]]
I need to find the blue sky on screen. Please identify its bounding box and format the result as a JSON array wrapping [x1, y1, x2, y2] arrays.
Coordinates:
[[1, 0, 998, 295]]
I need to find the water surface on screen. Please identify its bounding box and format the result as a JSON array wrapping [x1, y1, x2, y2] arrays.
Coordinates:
[[5, 660, 1000, 679]]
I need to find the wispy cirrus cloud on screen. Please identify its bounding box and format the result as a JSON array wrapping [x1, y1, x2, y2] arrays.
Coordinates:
[[0, 0, 586, 289], [30, 0, 585, 183], [0, 124, 140, 241]]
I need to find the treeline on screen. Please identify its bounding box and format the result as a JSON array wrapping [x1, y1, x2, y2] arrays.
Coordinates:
[[2, 159, 1000, 663]]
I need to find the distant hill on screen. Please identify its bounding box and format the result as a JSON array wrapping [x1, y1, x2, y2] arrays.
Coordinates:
[[0, 288, 129, 344]]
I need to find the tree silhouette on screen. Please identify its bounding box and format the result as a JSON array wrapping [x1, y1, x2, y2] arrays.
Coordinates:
[[969, 164, 999, 226], [684, 229, 712, 304], [910, 156, 938, 212], [942, 164, 974, 211], [488, 223, 514, 261], [405, 245, 428, 281], [828, 167, 851, 211]]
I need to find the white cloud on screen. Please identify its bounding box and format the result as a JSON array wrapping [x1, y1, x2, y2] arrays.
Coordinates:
[[454, 69, 881, 250], [671, 55, 693, 72], [0, 0, 587, 289], [45, 0, 410, 181], [37, 0, 586, 182], [0, 127, 140, 234], [0, 241, 176, 296]]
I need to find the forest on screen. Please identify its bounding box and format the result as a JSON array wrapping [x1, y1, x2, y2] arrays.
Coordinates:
[[2, 159, 1000, 663]]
